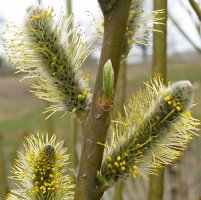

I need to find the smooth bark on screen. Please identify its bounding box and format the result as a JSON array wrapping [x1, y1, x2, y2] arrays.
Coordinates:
[[151, 0, 167, 82], [113, 59, 127, 200], [149, 0, 167, 200], [74, 1, 132, 199]]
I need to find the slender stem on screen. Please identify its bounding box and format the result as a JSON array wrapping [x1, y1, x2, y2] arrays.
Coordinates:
[[67, 0, 72, 13], [66, 0, 78, 169], [149, 0, 167, 200], [148, 169, 165, 200], [113, 59, 127, 200], [151, 0, 167, 82], [74, 1, 132, 199], [168, 14, 201, 54], [70, 116, 79, 169], [114, 177, 124, 200], [167, 160, 182, 200], [114, 59, 127, 114], [189, 0, 201, 21], [179, 1, 201, 36]]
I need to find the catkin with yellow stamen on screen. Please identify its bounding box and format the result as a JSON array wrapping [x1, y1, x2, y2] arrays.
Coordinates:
[[7, 133, 74, 200], [91, 1, 164, 59], [122, 0, 145, 58], [31, 145, 56, 199], [98, 78, 200, 191], [3, 7, 91, 119], [122, 0, 165, 58]]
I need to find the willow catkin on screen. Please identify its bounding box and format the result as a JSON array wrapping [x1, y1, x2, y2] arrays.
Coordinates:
[[98, 78, 200, 191], [7, 133, 74, 200], [3, 7, 91, 119]]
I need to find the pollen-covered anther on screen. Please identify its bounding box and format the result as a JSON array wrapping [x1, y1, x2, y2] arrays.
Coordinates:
[[168, 101, 172, 105], [120, 166, 126, 171], [114, 162, 119, 168], [176, 106, 181, 111], [51, 57, 57, 66], [133, 170, 138, 178], [130, 9, 135, 16], [84, 73, 90, 83], [116, 156, 121, 161], [107, 156, 112, 162], [32, 15, 41, 20], [77, 94, 85, 100], [164, 95, 172, 102], [183, 112, 192, 118]]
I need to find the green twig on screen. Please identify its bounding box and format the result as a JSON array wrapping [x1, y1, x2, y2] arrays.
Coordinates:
[[151, 0, 167, 82], [70, 116, 79, 169], [148, 0, 167, 199], [66, 0, 79, 169], [113, 59, 127, 200]]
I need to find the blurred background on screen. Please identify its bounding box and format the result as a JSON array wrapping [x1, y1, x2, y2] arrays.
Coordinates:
[[0, 0, 201, 199]]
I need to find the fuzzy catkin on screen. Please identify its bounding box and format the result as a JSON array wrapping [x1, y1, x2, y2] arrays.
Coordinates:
[[7, 133, 74, 200], [3, 7, 91, 118], [98, 79, 199, 191], [122, 0, 145, 58]]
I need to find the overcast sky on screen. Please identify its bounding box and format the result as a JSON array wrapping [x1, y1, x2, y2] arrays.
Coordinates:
[[0, 0, 200, 58]]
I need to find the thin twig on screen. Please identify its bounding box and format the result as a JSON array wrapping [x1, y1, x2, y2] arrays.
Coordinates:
[[189, 0, 201, 21], [169, 13, 201, 54]]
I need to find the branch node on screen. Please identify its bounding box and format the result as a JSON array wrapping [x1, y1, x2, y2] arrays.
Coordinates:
[[98, 0, 117, 13]]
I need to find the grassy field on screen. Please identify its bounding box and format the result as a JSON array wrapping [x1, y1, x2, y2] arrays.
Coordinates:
[[0, 62, 201, 199]]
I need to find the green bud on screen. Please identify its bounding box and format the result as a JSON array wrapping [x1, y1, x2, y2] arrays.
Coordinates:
[[103, 59, 114, 97]]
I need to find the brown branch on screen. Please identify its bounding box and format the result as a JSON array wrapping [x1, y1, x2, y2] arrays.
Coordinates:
[[189, 0, 201, 21], [74, 0, 132, 200]]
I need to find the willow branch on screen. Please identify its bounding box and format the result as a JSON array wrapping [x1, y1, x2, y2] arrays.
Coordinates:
[[74, 1, 132, 199], [169, 13, 201, 54], [189, 0, 201, 21]]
